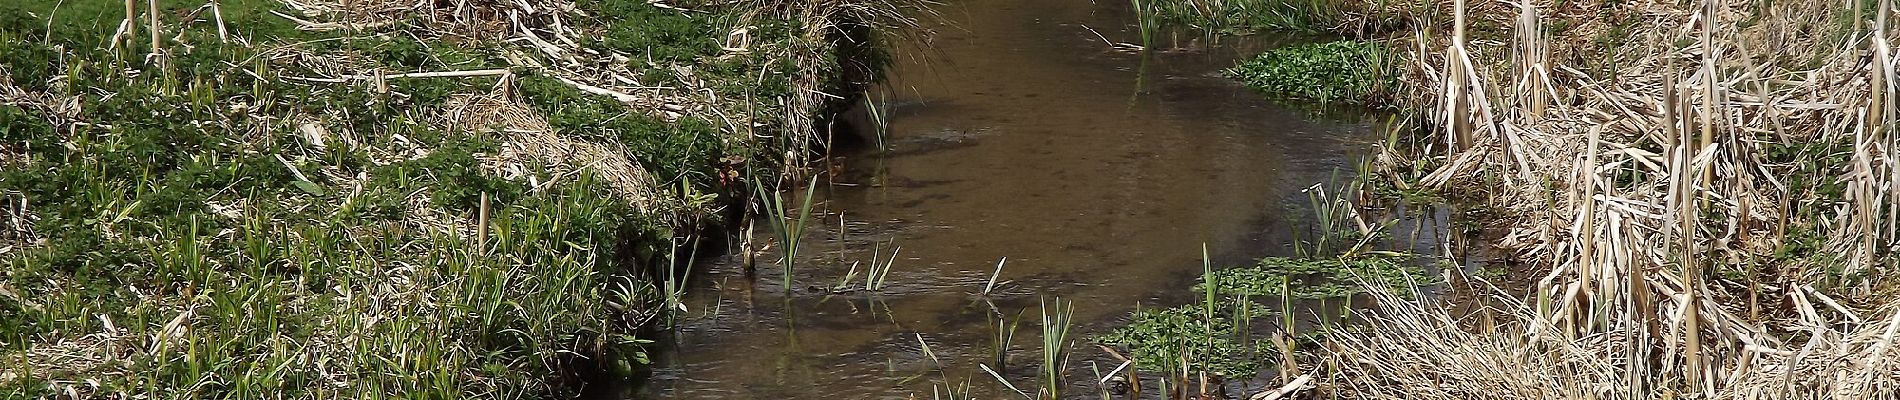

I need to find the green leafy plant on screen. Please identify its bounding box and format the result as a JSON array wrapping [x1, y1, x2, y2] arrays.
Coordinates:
[[1097, 302, 1271, 380], [1226, 40, 1396, 105], [757, 179, 819, 293], [1038, 297, 1075, 399], [1197, 256, 1439, 300]]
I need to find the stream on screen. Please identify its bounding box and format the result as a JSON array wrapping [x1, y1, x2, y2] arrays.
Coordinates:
[[628, 0, 1394, 398]]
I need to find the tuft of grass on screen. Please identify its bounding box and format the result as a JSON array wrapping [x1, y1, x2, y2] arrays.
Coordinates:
[[1037, 298, 1075, 400], [832, 239, 900, 292], [757, 178, 820, 293], [1097, 302, 1272, 382]]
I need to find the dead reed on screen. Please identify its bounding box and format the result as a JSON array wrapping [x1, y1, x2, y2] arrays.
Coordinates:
[[1333, 0, 1900, 397]]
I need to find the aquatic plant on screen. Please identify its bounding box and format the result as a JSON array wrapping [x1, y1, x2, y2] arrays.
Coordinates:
[[990, 309, 1024, 371], [833, 239, 900, 292], [982, 257, 1009, 296], [757, 179, 820, 293], [1097, 302, 1272, 385], [1037, 297, 1075, 399], [1131, 0, 1159, 46], [1195, 256, 1438, 300], [913, 334, 976, 400], [1226, 40, 1396, 105], [864, 91, 893, 152]]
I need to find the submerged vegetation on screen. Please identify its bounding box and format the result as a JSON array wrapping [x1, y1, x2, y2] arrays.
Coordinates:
[[0, 0, 919, 397]]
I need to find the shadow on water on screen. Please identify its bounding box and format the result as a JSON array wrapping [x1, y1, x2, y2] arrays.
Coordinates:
[[608, 0, 1440, 398]]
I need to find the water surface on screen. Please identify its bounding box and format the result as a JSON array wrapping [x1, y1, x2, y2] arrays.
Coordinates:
[[631, 0, 1385, 397]]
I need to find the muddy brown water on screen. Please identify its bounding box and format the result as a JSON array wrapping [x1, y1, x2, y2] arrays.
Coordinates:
[[621, 0, 1404, 398]]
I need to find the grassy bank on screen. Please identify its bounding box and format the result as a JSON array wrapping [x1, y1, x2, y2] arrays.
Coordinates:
[[1110, 0, 1900, 398], [0, 0, 909, 397]]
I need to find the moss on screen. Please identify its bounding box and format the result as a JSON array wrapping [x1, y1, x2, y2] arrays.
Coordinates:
[[407, 136, 529, 211], [1100, 254, 1435, 382], [1226, 40, 1395, 105], [0, 33, 61, 92]]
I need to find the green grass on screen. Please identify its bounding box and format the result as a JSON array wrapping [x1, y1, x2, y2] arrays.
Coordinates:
[[0, 0, 852, 397], [1130, 0, 1343, 35], [518, 74, 729, 186], [0, 12, 670, 395]]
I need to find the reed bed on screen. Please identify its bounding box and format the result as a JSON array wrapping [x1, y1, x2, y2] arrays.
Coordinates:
[[1327, 0, 1900, 397], [1329, 280, 1900, 399]]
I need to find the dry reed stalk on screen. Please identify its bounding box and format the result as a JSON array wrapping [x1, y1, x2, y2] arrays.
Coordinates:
[[1329, 279, 1900, 400], [112, 0, 136, 52], [210, 0, 228, 42], [1337, 0, 1900, 396], [1447, 0, 1471, 153], [147, 0, 160, 60]]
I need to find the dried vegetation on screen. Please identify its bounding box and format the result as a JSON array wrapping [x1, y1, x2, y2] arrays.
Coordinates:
[[1327, 0, 1900, 397]]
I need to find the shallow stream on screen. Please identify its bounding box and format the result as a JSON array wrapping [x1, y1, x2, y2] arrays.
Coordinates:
[[629, 0, 1398, 397]]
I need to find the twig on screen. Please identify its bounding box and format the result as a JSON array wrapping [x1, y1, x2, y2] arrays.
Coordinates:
[[350, 69, 512, 79], [1250, 374, 1312, 400]]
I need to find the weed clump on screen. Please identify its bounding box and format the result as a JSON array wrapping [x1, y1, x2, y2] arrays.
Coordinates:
[[1096, 254, 1435, 391], [1097, 303, 1273, 380], [1226, 40, 1395, 105]]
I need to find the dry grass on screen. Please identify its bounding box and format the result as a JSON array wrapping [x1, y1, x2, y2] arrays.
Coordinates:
[[727, 0, 932, 173], [281, 0, 931, 177], [1328, 280, 1900, 399], [439, 93, 665, 211], [1325, 0, 1900, 397]]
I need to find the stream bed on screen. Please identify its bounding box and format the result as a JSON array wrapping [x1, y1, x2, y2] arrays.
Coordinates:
[[628, 0, 1394, 398]]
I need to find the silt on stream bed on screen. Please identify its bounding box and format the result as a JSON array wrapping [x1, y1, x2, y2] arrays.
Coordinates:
[[622, 0, 1406, 398]]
